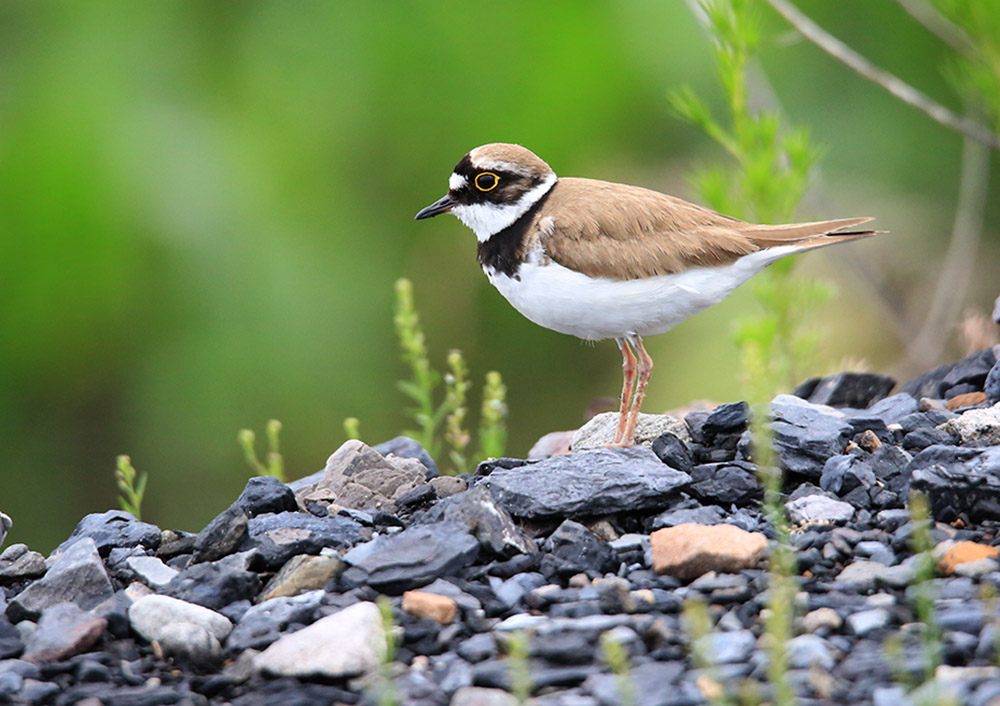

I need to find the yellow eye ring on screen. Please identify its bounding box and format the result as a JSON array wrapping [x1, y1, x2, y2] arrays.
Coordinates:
[[474, 172, 499, 192]]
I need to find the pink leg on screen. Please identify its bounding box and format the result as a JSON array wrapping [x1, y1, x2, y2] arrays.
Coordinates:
[[620, 336, 654, 447], [613, 338, 637, 444]]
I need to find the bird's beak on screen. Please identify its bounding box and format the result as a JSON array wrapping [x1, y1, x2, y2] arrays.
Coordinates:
[[414, 194, 455, 220]]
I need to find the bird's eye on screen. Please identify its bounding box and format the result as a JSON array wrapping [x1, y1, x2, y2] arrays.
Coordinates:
[[474, 172, 499, 192]]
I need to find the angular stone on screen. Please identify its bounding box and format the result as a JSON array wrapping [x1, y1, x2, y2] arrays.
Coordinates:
[[22, 603, 106, 663], [786, 495, 855, 525], [946, 391, 987, 410], [795, 372, 896, 409], [234, 476, 298, 518], [650, 523, 767, 580], [414, 485, 537, 558], [402, 591, 457, 624], [254, 601, 385, 678], [54, 510, 160, 557], [540, 520, 612, 579], [846, 608, 890, 636], [192, 505, 248, 563], [651, 432, 694, 473], [688, 461, 761, 506], [938, 403, 1000, 447], [227, 590, 325, 653], [483, 448, 689, 519], [570, 412, 690, 450], [867, 393, 920, 425], [124, 556, 178, 589], [0, 551, 46, 583], [242, 511, 362, 570], [649, 504, 726, 530], [346, 522, 479, 594], [937, 542, 999, 576], [770, 395, 852, 478], [986, 359, 1000, 404], [911, 448, 1000, 523], [160, 561, 260, 611], [374, 436, 438, 478], [258, 554, 344, 602], [8, 539, 113, 621], [702, 402, 749, 438], [821, 455, 876, 496], [429, 475, 467, 499], [0, 618, 23, 659]]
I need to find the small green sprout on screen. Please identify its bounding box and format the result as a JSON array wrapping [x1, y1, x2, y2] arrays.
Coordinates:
[[115, 454, 147, 522], [238, 419, 285, 482]]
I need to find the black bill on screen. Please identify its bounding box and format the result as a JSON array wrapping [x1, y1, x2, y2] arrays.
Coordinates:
[[414, 194, 455, 220]]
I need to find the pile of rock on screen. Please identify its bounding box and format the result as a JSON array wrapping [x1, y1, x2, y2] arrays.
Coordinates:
[[1, 347, 999, 705]]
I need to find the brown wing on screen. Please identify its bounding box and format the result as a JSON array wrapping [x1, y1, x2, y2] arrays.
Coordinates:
[[534, 177, 875, 281]]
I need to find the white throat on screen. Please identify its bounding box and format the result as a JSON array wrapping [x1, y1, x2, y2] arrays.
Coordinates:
[[451, 172, 557, 242]]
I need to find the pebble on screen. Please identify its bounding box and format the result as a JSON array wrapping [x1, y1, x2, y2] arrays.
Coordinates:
[[414, 485, 537, 558], [650, 523, 767, 580], [124, 555, 178, 589], [937, 541, 999, 576], [21, 603, 106, 662], [8, 538, 114, 620], [570, 411, 690, 450], [402, 591, 458, 624], [846, 608, 890, 636], [254, 601, 385, 678], [257, 554, 344, 602], [786, 494, 855, 525]]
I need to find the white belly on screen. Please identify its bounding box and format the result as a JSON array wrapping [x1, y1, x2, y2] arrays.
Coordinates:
[[485, 246, 799, 341]]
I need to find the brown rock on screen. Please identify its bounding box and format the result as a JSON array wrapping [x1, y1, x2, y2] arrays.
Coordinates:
[[937, 541, 999, 576], [23, 602, 106, 662], [258, 554, 344, 602], [528, 431, 574, 458], [401, 590, 457, 625], [429, 475, 467, 499], [946, 391, 987, 411], [650, 523, 767, 580]]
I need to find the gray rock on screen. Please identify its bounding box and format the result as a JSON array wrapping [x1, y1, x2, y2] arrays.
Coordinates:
[[696, 629, 756, 664], [374, 436, 438, 479], [836, 560, 898, 589], [586, 660, 685, 706], [650, 505, 726, 530], [234, 476, 299, 517], [345, 521, 479, 594], [124, 555, 178, 589], [54, 510, 161, 557], [7, 539, 114, 621], [846, 608, 890, 636], [192, 505, 248, 564], [160, 560, 260, 611], [770, 395, 852, 477], [456, 634, 497, 664], [483, 448, 689, 519], [0, 514, 10, 549], [0, 619, 23, 659], [242, 511, 362, 570], [227, 590, 325, 652], [854, 541, 896, 566], [155, 621, 223, 664], [867, 393, 920, 425], [451, 686, 516, 706], [910, 448, 1000, 523], [986, 359, 1000, 404], [786, 494, 855, 525], [787, 634, 835, 670], [651, 432, 694, 473], [795, 372, 896, 409], [571, 412, 690, 450], [821, 454, 876, 496], [254, 601, 385, 678], [688, 461, 760, 505], [258, 554, 344, 602], [0, 550, 46, 582], [540, 520, 612, 579], [128, 594, 232, 642], [414, 485, 537, 558], [21, 603, 106, 662]]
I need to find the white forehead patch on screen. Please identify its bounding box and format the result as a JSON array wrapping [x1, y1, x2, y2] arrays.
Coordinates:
[[451, 172, 557, 242], [449, 173, 467, 191]]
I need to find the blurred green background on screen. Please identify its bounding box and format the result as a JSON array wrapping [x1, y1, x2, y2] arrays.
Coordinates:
[[1, 1, 997, 553]]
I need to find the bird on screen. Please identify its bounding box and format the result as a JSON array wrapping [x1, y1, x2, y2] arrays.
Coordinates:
[[415, 143, 876, 448]]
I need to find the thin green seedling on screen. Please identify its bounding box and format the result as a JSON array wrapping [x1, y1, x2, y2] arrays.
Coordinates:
[[683, 597, 734, 706], [600, 630, 636, 706], [374, 596, 400, 706], [505, 630, 533, 703], [444, 350, 471, 474], [343, 416, 361, 440], [478, 370, 508, 461], [114, 454, 147, 522], [238, 419, 285, 482], [907, 491, 943, 686]]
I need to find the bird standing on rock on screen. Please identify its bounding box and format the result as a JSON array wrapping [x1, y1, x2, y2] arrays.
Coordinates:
[[416, 143, 877, 447]]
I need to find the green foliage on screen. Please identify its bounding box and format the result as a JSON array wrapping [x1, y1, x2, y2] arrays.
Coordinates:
[[343, 417, 361, 440], [391, 278, 507, 473], [682, 598, 733, 706], [375, 596, 399, 706], [670, 0, 829, 392], [907, 491, 943, 685], [600, 631, 636, 706], [114, 454, 147, 522], [931, 1, 1000, 134], [238, 419, 285, 482], [505, 630, 533, 704]]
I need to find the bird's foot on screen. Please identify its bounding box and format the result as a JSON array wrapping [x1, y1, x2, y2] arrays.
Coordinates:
[[601, 439, 635, 449]]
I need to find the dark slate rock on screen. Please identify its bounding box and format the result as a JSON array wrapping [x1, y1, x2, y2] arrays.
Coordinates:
[[649, 504, 725, 530], [191, 505, 248, 564], [345, 521, 479, 594], [651, 433, 694, 473], [684, 410, 710, 444], [160, 562, 260, 611], [986, 358, 1000, 404], [903, 427, 955, 451], [21, 602, 106, 662], [941, 347, 996, 391], [242, 511, 363, 570], [7, 539, 114, 622], [395, 483, 437, 511], [911, 448, 1000, 523], [794, 372, 896, 409], [0, 619, 23, 659], [539, 520, 613, 579], [821, 455, 875, 496], [471, 660, 592, 692], [770, 395, 852, 478], [414, 485, 537, 558], [908, 444, 983, 474], [845, 415, 894, 444], [374, 436, 439, 479], [702, 402, 749, 438], [688, 461, 761, 505], [226, 590, 325, 653], [54, 511, 161, 557], [456, 633, 496, 663], [866, 393, 920, 425], [234, 476, 298, 518], [482, 448, 690, 519], [585, 660, 688, 706]]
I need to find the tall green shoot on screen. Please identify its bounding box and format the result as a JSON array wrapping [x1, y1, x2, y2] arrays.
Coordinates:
[[238, 419, 286, 482]]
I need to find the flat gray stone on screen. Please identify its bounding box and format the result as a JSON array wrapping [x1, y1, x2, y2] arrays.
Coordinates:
[[21, 603, 106, 663], [482, 448, 690, 519], [254, 601, 385, 678], [124, 556, 178, 589], [571, 412, 690, 450], [8, 539, 113, 621], [786, 494, 855, 525]]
